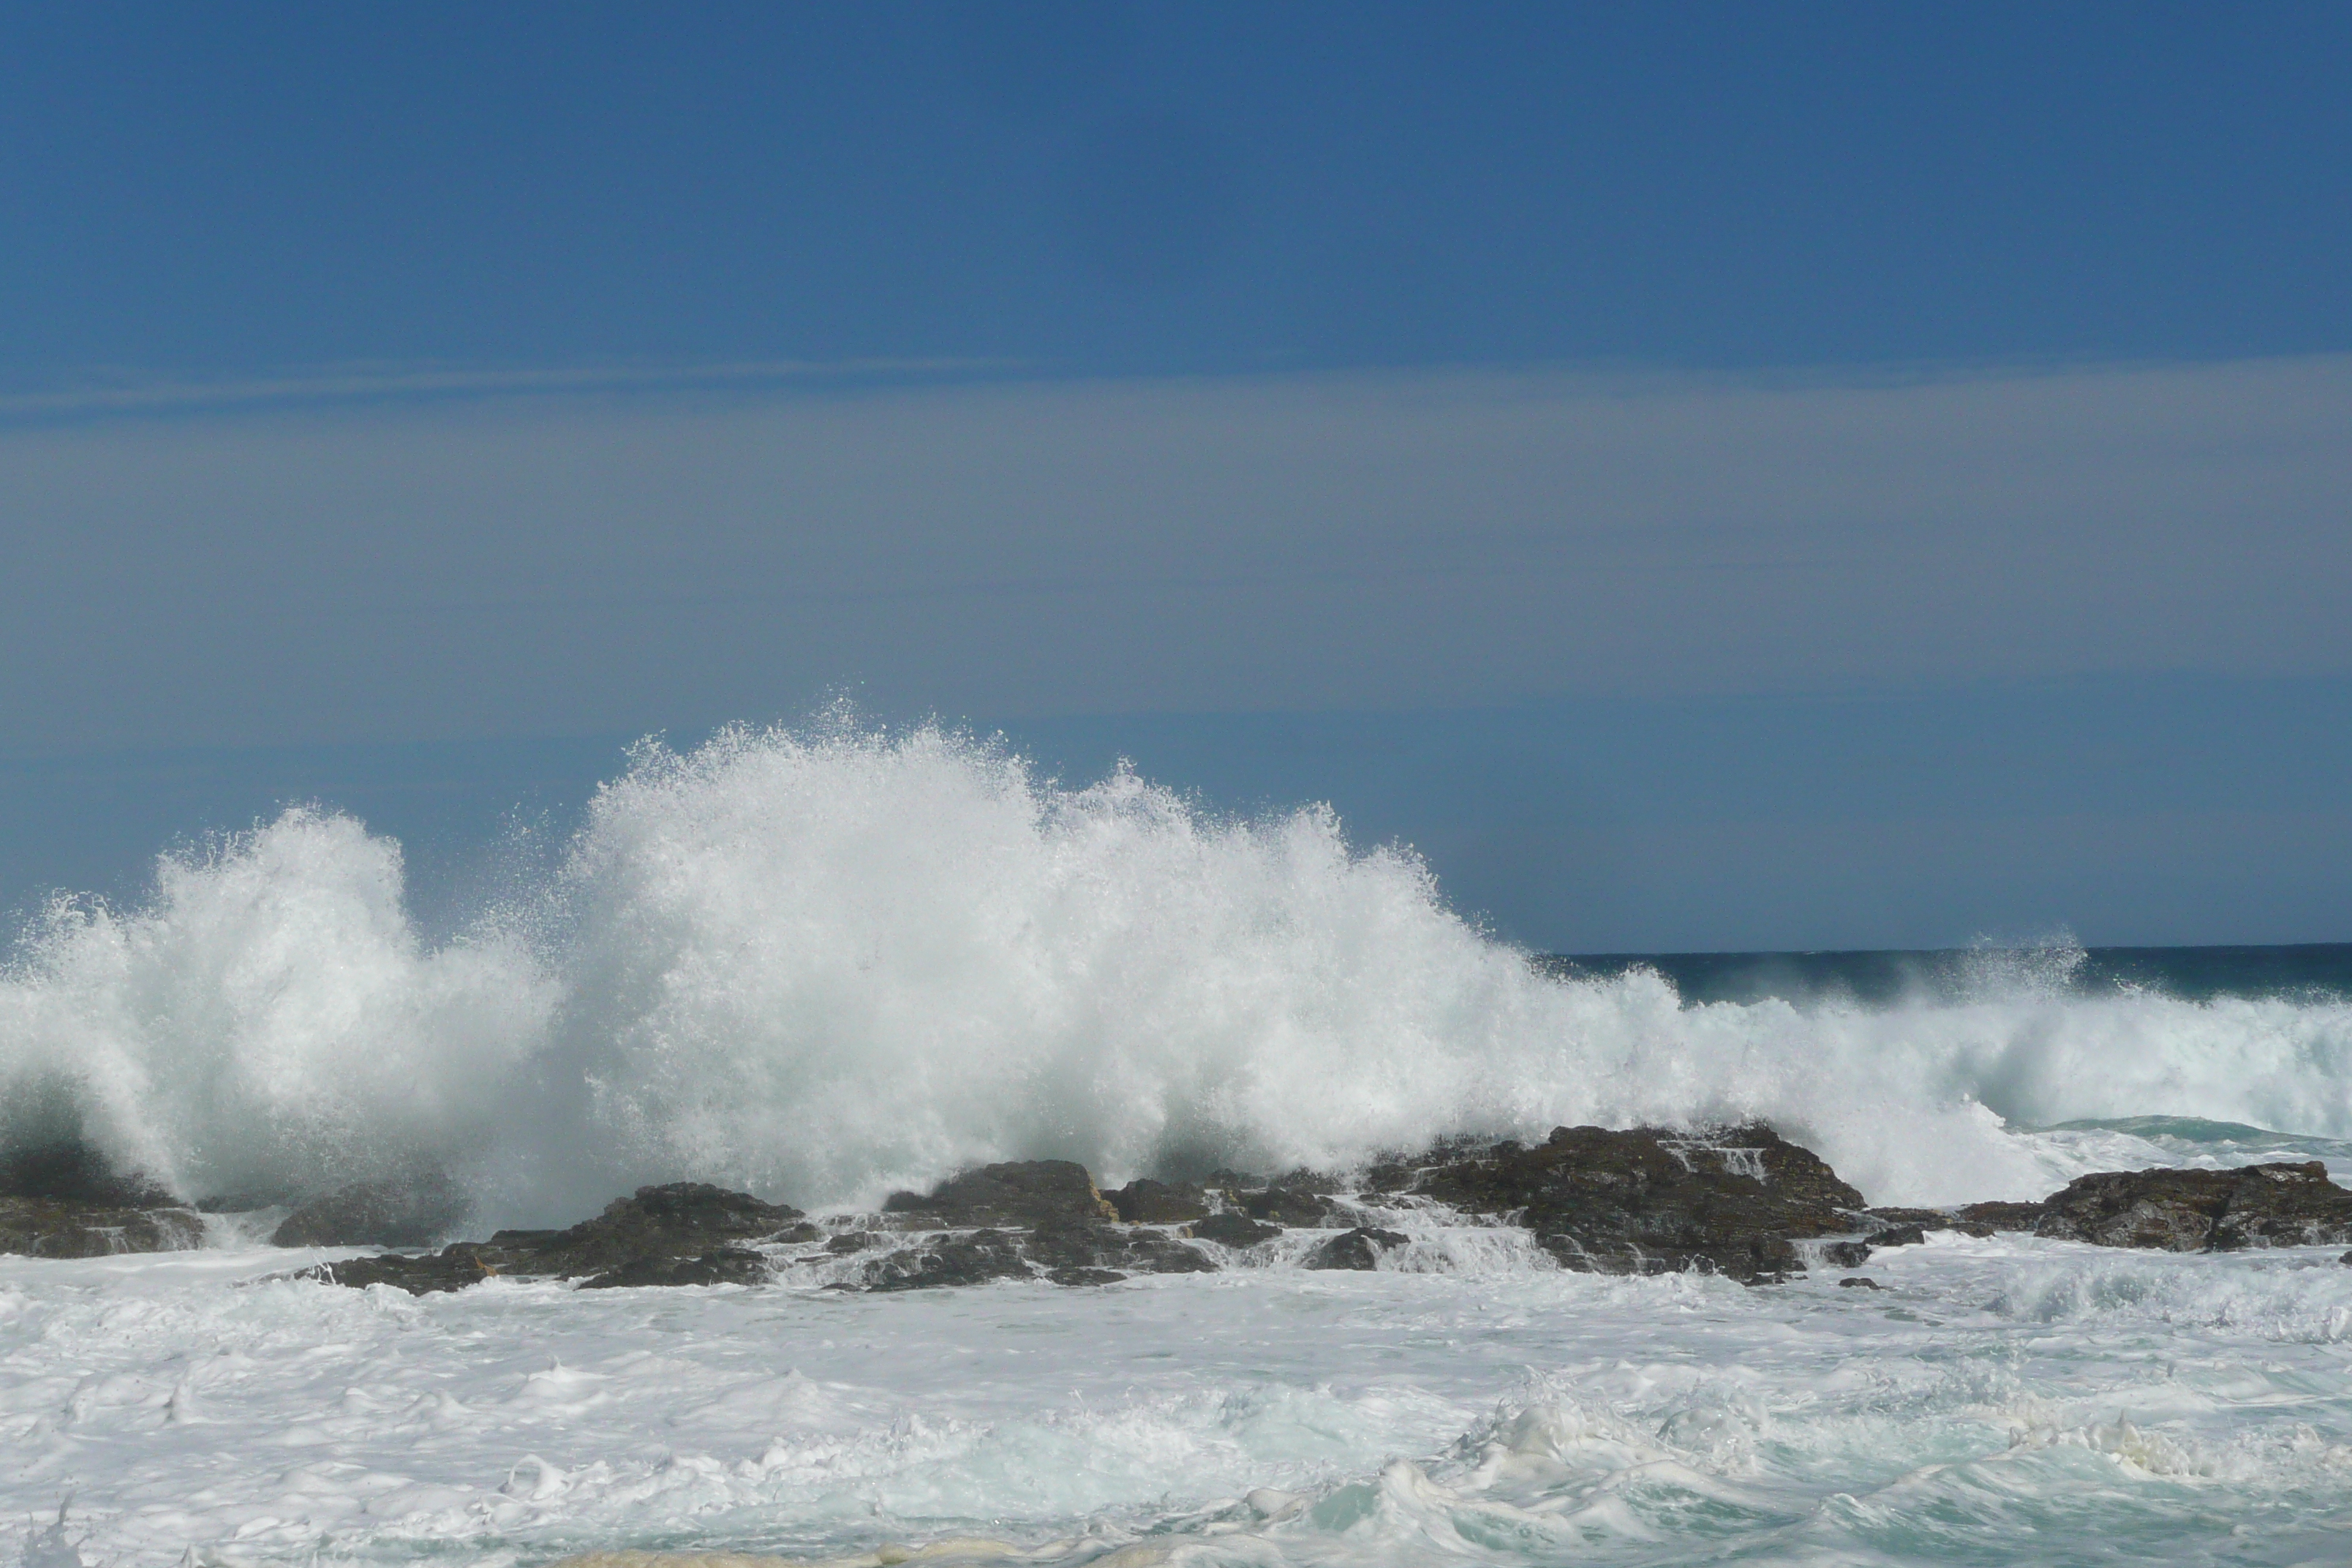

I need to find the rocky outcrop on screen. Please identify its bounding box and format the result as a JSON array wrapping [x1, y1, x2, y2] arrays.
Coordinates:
[[271, 1169, 472, 1248], [858, 1229, 1033, 1292], [0, 1195, 206, 1258], [1107, 1178, 1210, 1224], [1925, 1164, 2352, 1252], [312, 1183, 815, 1294], [1953, 1200, 2045, 1233], [0, 1139, 204, 1257], [1399, 1123, 1871, 1282], [285, 1129, 2352, 1300], [1188, 1212, 1281, 1248], [848, 1160, 1237, 1288], [883, 1161, 1117, 1226], [1, 1139, 177, 1210], [2029, 1161, 2352, 1251]]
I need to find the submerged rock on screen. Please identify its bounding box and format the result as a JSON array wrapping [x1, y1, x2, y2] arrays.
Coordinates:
[[1403, 1123, 1868, 1283], [271, 1169, 472, 1248], [2029, 1161, 2352, 1251], [1303, 1226, 1410, 1270], [311, 1182, 811, 1294]]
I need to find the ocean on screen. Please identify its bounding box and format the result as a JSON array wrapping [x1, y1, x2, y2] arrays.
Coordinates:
[[4, 722, 2351, 1567]]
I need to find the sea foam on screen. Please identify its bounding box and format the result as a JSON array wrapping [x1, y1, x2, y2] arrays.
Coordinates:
[[6, 718, 2352, 1221]]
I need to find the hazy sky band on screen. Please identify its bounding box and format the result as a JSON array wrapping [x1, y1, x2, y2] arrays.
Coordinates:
[[6, 355, 2345, 760]]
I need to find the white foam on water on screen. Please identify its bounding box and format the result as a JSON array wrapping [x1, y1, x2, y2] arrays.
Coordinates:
[[7, 717, 2352, 1219], [8, 1240, 2352, 1568]]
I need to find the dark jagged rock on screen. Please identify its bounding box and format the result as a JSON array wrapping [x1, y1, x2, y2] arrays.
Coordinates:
[[543, 1183, 813, 1263], [826, 1231, 881, 1254], [2030, 1161, 2352, 1252], [854, 1160, 1224, 1289], [1109, 1178, 1210, 1224], [849, 1213, 1218, 1290], [309, 1182, 809, 1294], [859, 1229, 1032, 1292], [1955, 1200, 2045, 1233], [1865, 1207, 1946, 1230], [577, 1249, 775, 1289], [1243, 1188, 1336, 1226], [1839, 1276, 1885, 1289], [0, 1139, 204, 1257], [1404, 1123, 1867, 1283], [883, 1161, 1117, 1226], [1027, 1217, 1216, 1277], [1049, 1266, 1126, 1286], [1189, 1212, 1281, 1248], [1819, 1240, 1874, 1267], [1864, 1206, 1983, 1239], [0, 1195, 206, 1258], [1304, 1226, 1410, 1270], [271, 1170, 472, 1248]]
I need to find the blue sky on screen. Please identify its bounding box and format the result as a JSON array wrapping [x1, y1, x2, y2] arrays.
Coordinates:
[[3, 4, 2349, 949]]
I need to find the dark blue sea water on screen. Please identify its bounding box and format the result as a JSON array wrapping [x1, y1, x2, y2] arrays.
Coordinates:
[[1548, 941, 2352, 1007]]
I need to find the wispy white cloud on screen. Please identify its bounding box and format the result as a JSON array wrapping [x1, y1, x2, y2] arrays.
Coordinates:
[[2, 355, 2346, 757]]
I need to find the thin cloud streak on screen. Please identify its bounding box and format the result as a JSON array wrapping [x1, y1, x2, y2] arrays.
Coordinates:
[[0, 357, 1009, 421]]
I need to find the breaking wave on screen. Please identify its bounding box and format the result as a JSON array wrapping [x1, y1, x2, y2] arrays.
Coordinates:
[[5, 718, 2351, 1224]]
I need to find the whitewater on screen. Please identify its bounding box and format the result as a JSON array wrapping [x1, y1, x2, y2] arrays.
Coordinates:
[[7, 720, 2352, 1567]]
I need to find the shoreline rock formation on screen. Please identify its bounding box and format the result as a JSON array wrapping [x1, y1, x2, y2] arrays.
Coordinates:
[[12, 1127, 2352, 1291], [0, 1139, 205, 1258], [1950, 1161, 2352, 1251]]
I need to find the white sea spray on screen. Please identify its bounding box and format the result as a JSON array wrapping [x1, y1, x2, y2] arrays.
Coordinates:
[[6, 720, 2352, 1221]]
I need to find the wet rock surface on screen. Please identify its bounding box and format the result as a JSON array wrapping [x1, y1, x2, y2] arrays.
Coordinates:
[[1304, 1226, 1411, 1270], [843, 1212, 1219, 1290], [856, 1229, 1033, 1292], [271, 1126, 2352, 1297], [1188, 1212, 1281, 1248], [883, 1161, 1117, 1226], [0, 1196, 206, 1258], [1953, 1200, 2046, 1234], [2029, 1161, 2352, 1251], [1400, 1123, 1870, 1283], [271, 1170, 472, 1248], [1107, 1177, 1209, 1224], [311, 1183, 811, 1294], [0, 1139, 204, 1257]]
